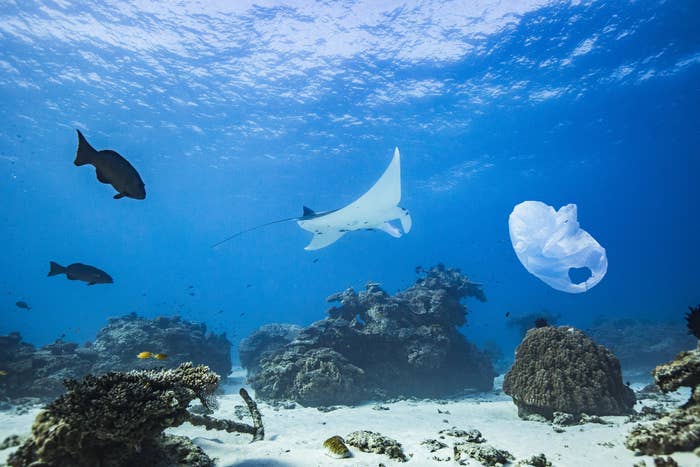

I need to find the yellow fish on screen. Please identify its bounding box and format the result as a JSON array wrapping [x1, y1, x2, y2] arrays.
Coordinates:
[[137, 351, 152, 359], [0, 370, 7, 376], [152, 353, 168, 360]]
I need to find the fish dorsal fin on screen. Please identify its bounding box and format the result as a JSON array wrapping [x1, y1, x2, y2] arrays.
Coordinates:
[[302, 206, 316, 218]]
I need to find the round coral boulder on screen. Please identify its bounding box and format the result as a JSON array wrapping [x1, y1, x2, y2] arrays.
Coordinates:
[[503, 326, 635, 419]]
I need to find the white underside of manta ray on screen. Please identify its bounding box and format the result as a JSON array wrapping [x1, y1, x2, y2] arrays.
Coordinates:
[[297, 147, 412, 250], [211, 147, 412, 251]]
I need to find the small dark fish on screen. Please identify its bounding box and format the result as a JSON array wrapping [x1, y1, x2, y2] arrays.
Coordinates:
[[217, 310, 224, 314], [187, 285, 194, 289], [74, 130, 146, 200], [505, 312, 510, 318], [240, 312, 245, 317], [15, 300, 31, 310], [188, 292, 195, 296], [415, 265, 423, 274], [626, 381, 631, 386], [534, 317, 548, 328], [312, 258, 319, 263], [48, 261, 113, 285], [246, 284, 252, 288]]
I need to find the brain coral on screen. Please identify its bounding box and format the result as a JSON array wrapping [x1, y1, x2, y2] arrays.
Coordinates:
[[503, 326, 635, 419]]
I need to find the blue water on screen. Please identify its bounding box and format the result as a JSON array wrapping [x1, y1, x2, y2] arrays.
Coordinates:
[[1, 1, 698, 360]]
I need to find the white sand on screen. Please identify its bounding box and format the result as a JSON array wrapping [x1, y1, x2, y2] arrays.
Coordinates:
[[1, 370, 699, 467]]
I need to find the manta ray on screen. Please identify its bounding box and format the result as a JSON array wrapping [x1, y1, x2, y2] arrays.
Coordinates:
[[213, 147, 412, 250]]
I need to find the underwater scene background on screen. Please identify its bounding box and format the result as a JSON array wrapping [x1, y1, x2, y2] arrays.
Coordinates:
[[2, 0, 698, 359]]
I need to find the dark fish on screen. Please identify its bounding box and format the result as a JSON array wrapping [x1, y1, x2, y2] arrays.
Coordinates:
[[48, 261, 113, 285], [240, 312, 245, 317], [312, 258, 319, 263], [415, 265, 423, 274], [74, 130, 146, 200], [505, 312, 510, 318], [246, 284, 252, 288], [15, 300, 31, 310], [534, 317, 548, 328]]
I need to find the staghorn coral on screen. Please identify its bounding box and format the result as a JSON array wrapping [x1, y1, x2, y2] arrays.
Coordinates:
[[8, 363, 263, 467], [503, 326, 635, 419], [626, 341, 700, 455], [245, 265, 494, 406]]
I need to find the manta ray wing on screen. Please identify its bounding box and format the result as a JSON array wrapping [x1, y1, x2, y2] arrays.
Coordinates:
[[297, 147, 410, 249], [304, 230, 346, 250]]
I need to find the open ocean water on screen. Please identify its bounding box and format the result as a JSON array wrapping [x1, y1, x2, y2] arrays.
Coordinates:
[[1, 0, 698, 367]]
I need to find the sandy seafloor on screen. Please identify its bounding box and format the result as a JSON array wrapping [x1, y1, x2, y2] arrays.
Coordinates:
[[1, 369, 699, 467]]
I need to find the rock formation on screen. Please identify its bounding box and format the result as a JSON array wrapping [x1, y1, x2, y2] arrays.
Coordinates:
[[238, 323, 302, 374], [91, 313, 231, 377], [626, 341, 700, 455], [503, 326, 635, 419], [0, 314, 232, 403], [244, 264, 495, 406], [0, 333, 96, 401]]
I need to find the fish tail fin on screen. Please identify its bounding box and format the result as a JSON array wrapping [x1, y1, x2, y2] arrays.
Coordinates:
[[48, 261, 66, 276], [74, 130, 97, 166]]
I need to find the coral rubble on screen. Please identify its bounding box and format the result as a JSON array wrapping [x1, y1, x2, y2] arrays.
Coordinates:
[[503, 326, 635, 420], [626, 341, 700, 455], [345, 430, 408, 462], [453, 441, 514, 466], [244, 265, 495, 406], [7, 363, 263, 466]]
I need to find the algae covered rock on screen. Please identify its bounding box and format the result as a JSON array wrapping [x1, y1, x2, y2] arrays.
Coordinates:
[[249, 347, 366, 406], [7, 363, 220, 467], [626, 342, 700, 455], [244, 265, 495, 406], [503, 326, 635, 419]]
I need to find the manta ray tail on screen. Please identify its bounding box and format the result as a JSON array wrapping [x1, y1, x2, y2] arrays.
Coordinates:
[[211, 216, 299, 248]]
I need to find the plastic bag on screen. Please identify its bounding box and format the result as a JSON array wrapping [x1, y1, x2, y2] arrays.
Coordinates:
[[508, 201, 607, 293]]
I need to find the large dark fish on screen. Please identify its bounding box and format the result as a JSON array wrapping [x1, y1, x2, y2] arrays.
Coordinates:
[[74, 130, 146, 200], [15, 300, 31, 310], [48, 261, 114, 285]]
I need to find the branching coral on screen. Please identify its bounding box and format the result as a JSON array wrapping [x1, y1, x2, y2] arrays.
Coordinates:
[[8, 363, 264, 467]]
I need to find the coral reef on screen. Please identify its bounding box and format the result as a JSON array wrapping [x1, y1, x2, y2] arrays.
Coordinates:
[[587, 318, 696, 380], [503, 326, 635, 419], [238, 323, 302, 374], [345, 430, 408, 462], [91, 313, 231, 377], [516, 453, 553, 466], [0, 332, 95, 401], [245, 265, 495, 406], [626, 341, 700, 455], [0, 314, 232, 403], [7, 363, 263, 466]]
